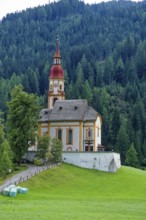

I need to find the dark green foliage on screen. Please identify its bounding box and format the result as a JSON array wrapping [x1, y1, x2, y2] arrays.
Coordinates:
[[50, 138, 62, 163], [0, 113, 13, 177], [1, 0, 146, 163], [7, 85, 38, 163], [125, 143, 140, 168], [116, 121, 130, 163], [0, 112, 5, 145], [0, 139, 13, 177], [141, 158, 146, 166]]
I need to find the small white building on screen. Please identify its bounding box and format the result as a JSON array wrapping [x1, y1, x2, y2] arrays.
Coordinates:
[[38, 39, 121, 172]]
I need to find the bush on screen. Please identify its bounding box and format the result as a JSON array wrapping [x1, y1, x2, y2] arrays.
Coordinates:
[[34, 159, 43, 166], [141, 158, 146, 166], [50, 138, 62, 163]]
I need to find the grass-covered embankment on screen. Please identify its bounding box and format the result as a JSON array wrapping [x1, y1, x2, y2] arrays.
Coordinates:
[[0, 163, 146, 220]]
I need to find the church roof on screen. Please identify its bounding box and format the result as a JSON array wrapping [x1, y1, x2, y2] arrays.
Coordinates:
[[83, 106, 98, 121], [39, 108, 52, 122], [39, 99, 98, 122]]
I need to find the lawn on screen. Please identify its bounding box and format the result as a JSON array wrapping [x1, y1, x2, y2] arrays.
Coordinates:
[[0, 163, 146, 220]]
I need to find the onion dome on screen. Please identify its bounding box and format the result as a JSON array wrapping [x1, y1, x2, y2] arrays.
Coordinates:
[[49, 65, 64, 79]]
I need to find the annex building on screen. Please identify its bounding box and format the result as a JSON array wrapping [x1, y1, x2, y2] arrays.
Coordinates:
[[38, 40, 121, 172]]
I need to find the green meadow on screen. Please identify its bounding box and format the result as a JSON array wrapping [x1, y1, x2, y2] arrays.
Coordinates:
[[0, 163, 146, 220]]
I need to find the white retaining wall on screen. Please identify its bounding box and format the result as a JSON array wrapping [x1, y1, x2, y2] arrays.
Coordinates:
[[62, 152, 121, 172]]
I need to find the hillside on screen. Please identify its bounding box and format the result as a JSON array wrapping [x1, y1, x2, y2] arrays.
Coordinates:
[[0, 163, 146, 219], [0, 0, 146, 164]]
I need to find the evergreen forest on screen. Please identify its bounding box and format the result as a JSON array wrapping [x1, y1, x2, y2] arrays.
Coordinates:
[[0, 0, 146, 165]]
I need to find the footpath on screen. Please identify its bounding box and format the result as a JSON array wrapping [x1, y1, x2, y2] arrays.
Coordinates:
[[0, 164, 55, 193]]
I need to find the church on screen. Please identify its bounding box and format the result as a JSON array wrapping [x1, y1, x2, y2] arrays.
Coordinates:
[[38, 40, 121, 172], [38, 39, 102, 152]]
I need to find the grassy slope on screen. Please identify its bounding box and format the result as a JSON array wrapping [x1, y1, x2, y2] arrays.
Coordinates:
[[0, 163, 146, 220]]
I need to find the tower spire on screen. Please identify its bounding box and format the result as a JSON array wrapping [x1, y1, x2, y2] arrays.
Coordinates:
[[54, 36, 61, 59]]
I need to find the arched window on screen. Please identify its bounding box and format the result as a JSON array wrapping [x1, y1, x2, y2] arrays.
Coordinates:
[[57, 128, 62, 141], [60, 84, 62, 90], [86, 128, 92, 139], [88, 130, 91, 138], [67, 128, 73, 145]]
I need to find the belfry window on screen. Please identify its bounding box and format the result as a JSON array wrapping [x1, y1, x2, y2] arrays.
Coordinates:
[[54, 59, 60, 64], [50, 84, 53, 90]]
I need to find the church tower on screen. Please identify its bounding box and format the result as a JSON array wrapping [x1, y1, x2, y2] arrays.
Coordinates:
[[48, 38, 65, 109]]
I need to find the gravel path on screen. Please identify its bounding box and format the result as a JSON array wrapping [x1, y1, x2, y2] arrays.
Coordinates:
[[0, 164, 56, 193]]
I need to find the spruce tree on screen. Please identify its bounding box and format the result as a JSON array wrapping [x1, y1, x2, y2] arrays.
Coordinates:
[[125, 143, 140, 168], [116, 120, 129, 164], [0, 112, 5, 145], [0, 112, 13, 177], [0, 140, 13, 178]]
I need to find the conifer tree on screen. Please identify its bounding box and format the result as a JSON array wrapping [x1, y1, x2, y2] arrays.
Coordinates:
[[0, 112, 13, 177], [116, 120, 129, 164], [104, 56, 114, 85], [74, 62, 84, 98], [82, 80, 92, 104], [0, 112, 5, 145], [0, 140, 13, 178], [95, 61, 103, 87], [115, 57, 124, 84], [125, 143, 140, 168]]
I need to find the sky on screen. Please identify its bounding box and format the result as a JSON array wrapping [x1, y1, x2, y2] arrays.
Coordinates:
[[0, 0, 142, 20], [0, 0, 111, 19]]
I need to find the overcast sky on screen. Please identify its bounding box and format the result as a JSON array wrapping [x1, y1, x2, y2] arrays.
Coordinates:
[[0, 0, 112, 19], [0, 0, 141, 20]]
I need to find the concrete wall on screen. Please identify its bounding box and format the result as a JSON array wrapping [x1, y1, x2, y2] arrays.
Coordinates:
[[62, 152, 121, 172]]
